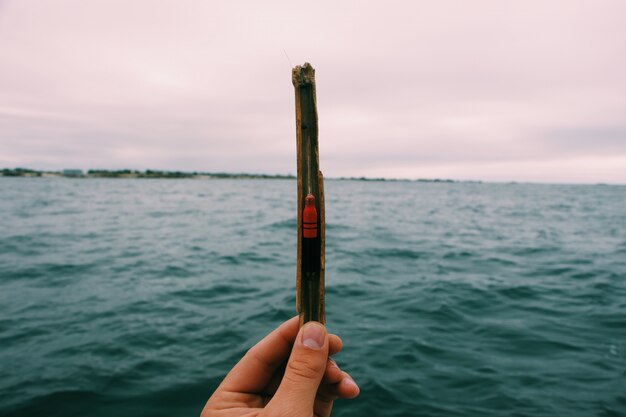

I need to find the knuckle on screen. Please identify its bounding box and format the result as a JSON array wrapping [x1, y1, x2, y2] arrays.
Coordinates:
[[199, 407, 216, 417], [317, 390, 337, 404], [261, 405, 295, 417], [286, 355, 324, 381]]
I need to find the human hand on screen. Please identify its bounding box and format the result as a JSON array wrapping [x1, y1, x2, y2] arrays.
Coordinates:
[[201, 316, 359, 417]]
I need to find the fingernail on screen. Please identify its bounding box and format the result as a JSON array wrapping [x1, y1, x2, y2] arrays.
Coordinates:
[[302, 322, 326, 350], [329, 358, 338, 367]]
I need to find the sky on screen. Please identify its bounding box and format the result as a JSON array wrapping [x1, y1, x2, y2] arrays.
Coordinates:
[[1, 0, 625, 183]]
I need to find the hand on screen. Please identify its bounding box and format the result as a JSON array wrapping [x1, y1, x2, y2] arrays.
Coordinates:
[[201, 316, 359, 417]]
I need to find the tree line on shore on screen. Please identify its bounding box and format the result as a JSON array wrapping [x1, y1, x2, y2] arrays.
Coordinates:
[[1, 167, 459, 183], [0, 168, 296, 179]]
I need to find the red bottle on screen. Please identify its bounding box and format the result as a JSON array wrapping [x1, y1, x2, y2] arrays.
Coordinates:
[[302, 194, 317, 238]]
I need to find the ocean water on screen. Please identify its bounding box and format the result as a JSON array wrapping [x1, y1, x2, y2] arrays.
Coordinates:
[[1, 178, 625, 417]]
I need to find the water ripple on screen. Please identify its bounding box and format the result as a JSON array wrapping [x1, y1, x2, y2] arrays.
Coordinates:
[[1, 179, 625, 417]]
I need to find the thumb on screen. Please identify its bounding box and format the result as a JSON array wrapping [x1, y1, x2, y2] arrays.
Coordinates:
[[268, 321, 329, 416]]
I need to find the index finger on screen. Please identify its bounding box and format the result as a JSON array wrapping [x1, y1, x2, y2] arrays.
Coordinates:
[[219, 316, 301, 393], [217, 317, 342, 395]]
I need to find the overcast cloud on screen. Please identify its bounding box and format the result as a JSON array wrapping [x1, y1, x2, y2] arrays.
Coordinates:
[[1, 0, 625, 183]]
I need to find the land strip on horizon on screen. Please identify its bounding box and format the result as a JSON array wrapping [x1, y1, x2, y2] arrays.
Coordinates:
[[1, 168, 458, 183]]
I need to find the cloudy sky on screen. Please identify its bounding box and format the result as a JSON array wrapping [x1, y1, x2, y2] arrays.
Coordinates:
[[1, 0, 625, 183]]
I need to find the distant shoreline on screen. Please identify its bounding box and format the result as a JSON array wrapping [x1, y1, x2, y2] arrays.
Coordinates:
[[1, 168, 296, 180], [2, 168, 623, 186], [0, 168, 458, 183]]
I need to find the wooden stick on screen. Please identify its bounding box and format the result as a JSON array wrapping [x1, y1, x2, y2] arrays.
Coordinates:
[[292, 63, 325, 326]]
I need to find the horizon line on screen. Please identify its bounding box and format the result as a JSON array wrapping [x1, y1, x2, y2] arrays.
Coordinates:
[[1, 167, 624, 187]]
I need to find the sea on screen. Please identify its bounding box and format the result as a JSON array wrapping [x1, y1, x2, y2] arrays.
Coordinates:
[[0, 178, 625, 417]]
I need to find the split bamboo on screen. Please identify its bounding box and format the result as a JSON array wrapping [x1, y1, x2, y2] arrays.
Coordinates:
[[292, 63, 325, 326]]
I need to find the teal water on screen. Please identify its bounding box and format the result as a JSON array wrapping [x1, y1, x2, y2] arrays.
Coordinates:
[[1, 178, 625, 416]]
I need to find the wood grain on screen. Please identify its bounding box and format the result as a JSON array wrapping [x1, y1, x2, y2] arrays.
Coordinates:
[[292, 63, 325, 326]]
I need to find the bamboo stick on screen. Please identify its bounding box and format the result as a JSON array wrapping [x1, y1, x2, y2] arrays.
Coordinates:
[[292, 63, 325, 326]]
